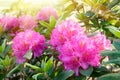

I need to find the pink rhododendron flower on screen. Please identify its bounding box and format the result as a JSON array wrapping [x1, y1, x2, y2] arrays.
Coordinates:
[[79, 40, 101, 69], [0, 16, 19, 31], [37, 7, 58, 21], [50, 20, 85, 48], [19, 15, 37, 30], [58, 38, 101, 75], [58, 41, 80, 76], [90, 33, 112, 51], [50, 20, 111, 76], [12, 30, 46, 63]]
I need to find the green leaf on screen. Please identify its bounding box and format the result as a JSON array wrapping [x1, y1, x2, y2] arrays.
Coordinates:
[[91, 66, 110, 77], [75, 75, 86, 80], [32, 73, 44, 80], [0, 74, 4, 80], [101, 51, 120, 59], [48, 65, 54, 77], [6, 64, 21, 77], [50, 16, 56, 28], [91, 18, 99, 27], [55, 70, 74, 80], [104, 58, 120, 65], [56, 12, 71, 24], [2, 44, 11, 54], [80, 66, 93, 76], [25, 63, 42, 72], [41, 60, 45, 70], [23, 50, 33, 60], [1, 39, 6, 52], [109, 19, 117, 25], [108, 0, 120, 9], [3, 55, 12, 67], [85, 11, 94, 17], [0, 25, 2, 33], [0, 65, 4, 69], [83, 0, 93, 6], [105, 26, 120, 38], [100, 0, 108, 4], [39, 21, 50, 28], [97, 73, 120, 80], [76, 13, 86, 20], [0, 39, 6, 53], [0, 59, 2, 62], [44, 57, 53, 72], [0, 46, 3, 53], [113, 39, 120, 50], [64, 2, 77, 13], [0, 44, 11, 58]]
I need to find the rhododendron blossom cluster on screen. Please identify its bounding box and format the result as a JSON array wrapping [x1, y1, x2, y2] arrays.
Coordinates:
[[50, 20, 111, 76], [0, 16, 19, 31], [12, 30, 46, 63], [0, 7, 58, 33], [37, 7, 58, 21], [19, 15, 37, 30], [0, 15, 37, 32]]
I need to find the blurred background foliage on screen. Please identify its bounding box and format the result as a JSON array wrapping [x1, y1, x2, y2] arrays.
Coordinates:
[[66, 0, 120, 39], [56, 0, 120, 39], [0, 0, 70, 17], [2, 0, 120, 38], [4, 0, 118, 39]]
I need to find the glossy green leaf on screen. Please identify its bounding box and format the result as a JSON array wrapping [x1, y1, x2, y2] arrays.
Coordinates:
[[50, 16, 56, 28], [91, 66, 110, 77], [76, 13, 86, 20], [97, 73, 120, 80], [6, 64, 21, 77], [0, 39, 6, 53], [0, 74, 4, 80], [108, 0, 120, 8], [1, 44, 11, 58], [44, 57, 53, 72], [0, 65, 4, 69], [0, 46, 2, 53], [39, 21, 50, 28], [85, 11, 94, 17], [75, 75, 86, 80], [104, 58, 120, 65], [55, 70, 74, 80], [2, 55, 12, 67], [56, 12, 71, 24], [25, 63, 42, 72], [101, 51, 120, 59], [64, 2, 77, 13], [48, 65, 54, 77], [32, 73, 44, 80], [113, 39, 120, 50], [0, 25, 2, 34], [106, 26, 120, 38], [109, 19, 117, 25], [83, 0, 93, 6], [80, 66, 93, 76], [1, 39, 6, 52], [93, 0, 98, 3], [99, 0, 108, 4], [41, 60, 45, 70]]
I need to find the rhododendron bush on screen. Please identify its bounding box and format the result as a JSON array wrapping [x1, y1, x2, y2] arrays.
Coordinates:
[[0, 0, 120, 80]]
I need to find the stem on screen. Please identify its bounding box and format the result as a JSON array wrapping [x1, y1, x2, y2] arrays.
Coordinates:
[[92, 77, 95, 80], [54, 60, 57, 72], [87, 77, 91, 80], [44, 72, 51, 80]]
